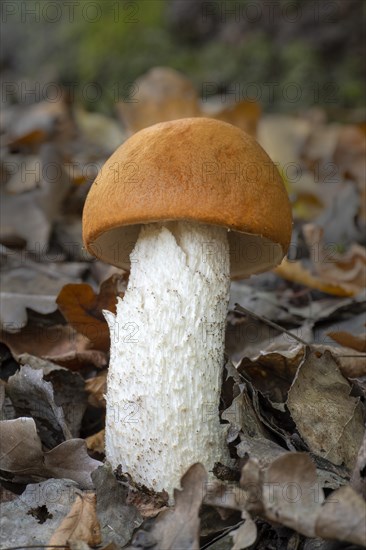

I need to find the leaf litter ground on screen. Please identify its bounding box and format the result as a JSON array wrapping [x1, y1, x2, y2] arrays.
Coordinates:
[[0, 72, 365, 549]]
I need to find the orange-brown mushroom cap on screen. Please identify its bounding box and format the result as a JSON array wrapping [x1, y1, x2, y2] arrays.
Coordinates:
[[82, 117, 292, 278]]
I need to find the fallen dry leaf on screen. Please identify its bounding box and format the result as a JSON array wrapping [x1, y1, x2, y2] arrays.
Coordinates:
[[85, 370, 107, 408], [303, 223, 366, 294], [6, 364, 72, 448], [117, 67, 200, 135], [210, 100, 261, 136], [313, 182, 363, 249], [0, 143, 72, 252], [350, 431, 366, 500], [0, 246, 85, 329], [236, 436, 288, 468], [204, 451, 363, 546], [1, 323, 107, 371], [0, 417, 101, 488], [333, 125, 366, 223], [0, 478, 80, 547], [236, 346, 304, 403], [85, 429, 105, 454], [287, 348, 364, 469], [315, 485, 366, 546], [56, 274, 124, 350], [257, 114, 311, 171], [47, 492, 101, 548], [315, 344, 366, 379], [128, 463, 207, 549], [230, 512, 257, 549], [119, 471, 169, 519], [17, 353, 88, 438], [5, 94, 74, 149], [239, 452, 366, 545], [92, 463, 142, 547], [222, 384, 269, 444], [301, 121, 341, 178], [328, 330, 366, 353], [259, 453, 322, 537], [75, 107, 126, 153], [275, 257, 356, 297], [68, 542, 93, 550], [5, 154, 41, 193], [0, 248, 86, 304]]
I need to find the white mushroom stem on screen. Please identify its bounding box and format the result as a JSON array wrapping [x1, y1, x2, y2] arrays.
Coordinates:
[[104, 221, 231, 496]]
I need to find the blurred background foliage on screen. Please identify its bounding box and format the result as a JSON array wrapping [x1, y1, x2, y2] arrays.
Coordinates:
[[1, 0, 365, 113]]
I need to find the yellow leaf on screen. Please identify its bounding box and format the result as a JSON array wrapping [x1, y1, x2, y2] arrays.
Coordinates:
[[85, 429, 105, 454], [47, 492, 101, 548], [275, 258, 354, 297]]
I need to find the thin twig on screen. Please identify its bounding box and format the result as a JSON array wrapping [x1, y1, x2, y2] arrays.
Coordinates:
[[200, 520, 244, 549], [234, 304, 366, 358], [336, 354, 366, 358], [234, 303, 309, 346]]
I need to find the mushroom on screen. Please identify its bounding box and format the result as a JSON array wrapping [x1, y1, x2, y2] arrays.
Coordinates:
[[82, 117, 292, 496]]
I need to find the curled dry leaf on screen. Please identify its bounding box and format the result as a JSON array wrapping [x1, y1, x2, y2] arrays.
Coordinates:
[[6, 364, 72, 448], [119, 473, 168, 519], [68, 541, 93, 550], [328, 330, 366, 353], [315, 182, 362, 246], [236, 346, 304, 404], [0, 289, 58, 331], [276, 222, 366, 297], [47, 492, 101, 549], [260, 453, 322, 537], [85, 370, 107, 408], [0, 248, 88, 329], [333, 125, 366, 222], [236, 437, 288, 468], [203, 478, 249, 513], [286, 348, 364, 469], [239, 453, 366, 546], [0, 323, 107, 371], [92, 463, 142, 547], [230, 512, 257, 550], [257, 114, 312, 171], [204, 451, 365, 546], [0, 143, 72, 252], [5, 155, 41, 193], [315, 485, 366, 546], [222, 385, 268, 442], [0, 417, 101, 488], [18, 353, 88, 438], [211, 100, 261, 136], [128, 463, 207, 549], [5, 95, 74, 148], [276, 207, 366, 298], [56, 274, 125, 351], [303, 223, 366, 294], [303, 344, 366, 379], [350, 431, 366, 500], [75, 107, 126, 152], [85, 429, 105, 454], [275, 258, 356, 297], [117, 67, 200, 135]]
